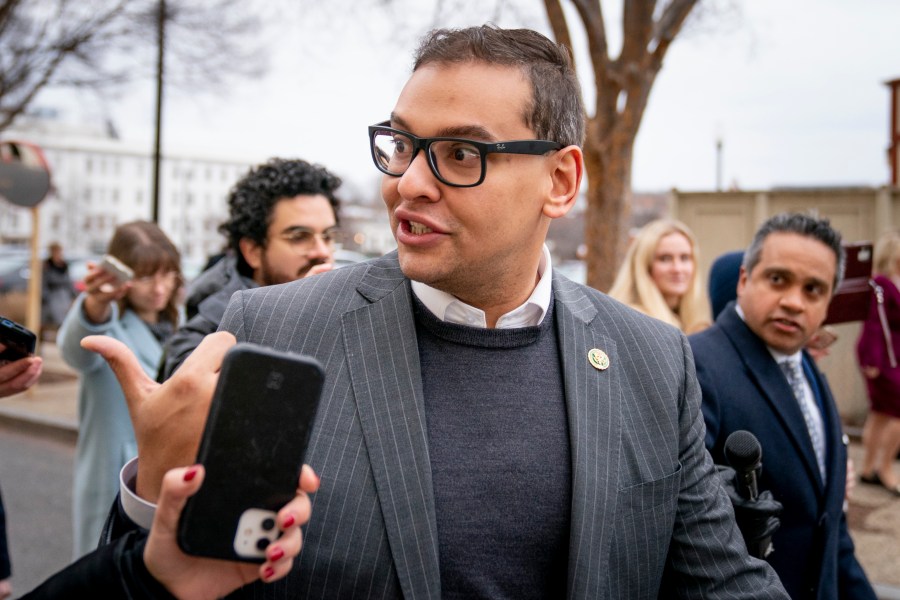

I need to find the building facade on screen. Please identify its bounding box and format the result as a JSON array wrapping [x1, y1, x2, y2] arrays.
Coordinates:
[[0, 113, 254, 268]]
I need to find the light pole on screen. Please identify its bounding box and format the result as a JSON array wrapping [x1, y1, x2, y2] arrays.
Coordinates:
[[151, 0, 166, 223]]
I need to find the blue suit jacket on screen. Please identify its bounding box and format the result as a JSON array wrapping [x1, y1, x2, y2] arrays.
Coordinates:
[[689, 303, 875, 600]]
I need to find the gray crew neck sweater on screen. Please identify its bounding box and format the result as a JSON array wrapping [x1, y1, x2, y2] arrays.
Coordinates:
[[413, 296, 571, 599]]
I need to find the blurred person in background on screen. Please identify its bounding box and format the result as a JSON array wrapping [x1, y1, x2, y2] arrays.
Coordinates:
[[58, 221, 183, 558], [158, 158, 341, 380], [856, 230, 900, 496], [40, 242, 76, 342], [608, 218, 711, 333]]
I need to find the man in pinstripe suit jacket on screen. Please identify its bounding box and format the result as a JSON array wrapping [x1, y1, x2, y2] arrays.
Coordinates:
[[28, 24, 790, 599]]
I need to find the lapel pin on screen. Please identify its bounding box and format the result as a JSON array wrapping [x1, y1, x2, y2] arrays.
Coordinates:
[[588, 348, 610, 371]]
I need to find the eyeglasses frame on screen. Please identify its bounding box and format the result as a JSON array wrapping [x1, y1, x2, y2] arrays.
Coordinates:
[[368, 120, 563, 188], [276, 226, 344, 252]]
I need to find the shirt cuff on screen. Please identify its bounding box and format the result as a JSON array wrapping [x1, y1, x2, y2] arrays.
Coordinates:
[[120, 457, 156, 530]]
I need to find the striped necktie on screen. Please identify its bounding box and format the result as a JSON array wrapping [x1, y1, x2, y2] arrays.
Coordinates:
[[780, 359, 826, 482]]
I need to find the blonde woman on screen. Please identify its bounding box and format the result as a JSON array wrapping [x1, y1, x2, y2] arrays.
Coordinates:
[[609, 219, 711, 334]]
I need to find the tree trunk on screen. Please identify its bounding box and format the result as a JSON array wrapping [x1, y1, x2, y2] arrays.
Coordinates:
[[543, 0, 699, 292], [584, 118, 634, 292]]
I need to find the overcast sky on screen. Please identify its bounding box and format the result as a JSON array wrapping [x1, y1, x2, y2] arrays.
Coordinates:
[[42, 0, 900, 194]]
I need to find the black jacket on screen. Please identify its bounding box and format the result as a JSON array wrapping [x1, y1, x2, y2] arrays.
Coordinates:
[[158, 256, 257, 381]]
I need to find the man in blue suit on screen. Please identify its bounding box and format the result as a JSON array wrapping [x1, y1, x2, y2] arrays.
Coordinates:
[[690, 213, 876, 599]]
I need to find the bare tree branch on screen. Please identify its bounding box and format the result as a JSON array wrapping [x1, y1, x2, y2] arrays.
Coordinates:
[[0, 0, 268, 132]]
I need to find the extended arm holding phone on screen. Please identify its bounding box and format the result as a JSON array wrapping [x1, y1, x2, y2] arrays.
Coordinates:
[[22, 332, 320, 598]]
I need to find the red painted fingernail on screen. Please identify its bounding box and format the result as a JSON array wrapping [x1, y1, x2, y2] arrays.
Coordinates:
[[183, 467, 198, 482], [269, 547, 284, 561], [282, 514, 296, 528], [263, 566, 275, 580]]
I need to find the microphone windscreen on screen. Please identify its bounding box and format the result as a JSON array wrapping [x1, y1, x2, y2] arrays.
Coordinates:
[[724, 430, 762, 470]]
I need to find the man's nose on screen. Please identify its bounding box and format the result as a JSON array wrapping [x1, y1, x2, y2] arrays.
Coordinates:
[[396, 151, 440, 202], [308, 234, 333, 258], [779, 285, 805, 311]]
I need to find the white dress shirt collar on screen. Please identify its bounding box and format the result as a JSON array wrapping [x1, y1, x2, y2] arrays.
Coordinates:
[[411, 245, 553, 329]]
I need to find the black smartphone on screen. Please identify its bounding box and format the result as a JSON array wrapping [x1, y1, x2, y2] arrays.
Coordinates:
[[0, 316, 37, 362], [177, 343, 324, 562]]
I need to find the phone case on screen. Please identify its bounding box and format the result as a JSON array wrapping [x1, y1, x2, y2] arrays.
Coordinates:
[[0, 316, 37, 361], [176, 343, 324, 562]]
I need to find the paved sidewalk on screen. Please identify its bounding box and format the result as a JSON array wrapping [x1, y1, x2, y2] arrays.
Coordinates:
[[1, 342, 898, 597]]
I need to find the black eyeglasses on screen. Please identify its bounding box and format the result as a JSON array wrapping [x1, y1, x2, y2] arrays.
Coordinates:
[[368, 121, 563, 188], [277, 226, 344, 255]]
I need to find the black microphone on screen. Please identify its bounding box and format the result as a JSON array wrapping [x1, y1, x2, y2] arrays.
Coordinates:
[[724, 430, 762, 502]]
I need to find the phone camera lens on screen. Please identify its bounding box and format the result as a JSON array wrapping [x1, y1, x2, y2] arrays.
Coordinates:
[[256, 537, 271, 551], [262, 517, 276, 531]]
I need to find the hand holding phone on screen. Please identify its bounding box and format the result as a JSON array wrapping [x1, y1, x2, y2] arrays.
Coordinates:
[[98, 254, 134, 283], [177, 343, 324, 562], [96, 254, 134, 294], [0, 316, 37, 362]]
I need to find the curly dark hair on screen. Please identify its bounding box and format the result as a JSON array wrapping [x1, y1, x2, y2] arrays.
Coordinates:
[[219, 158, 342, 261]]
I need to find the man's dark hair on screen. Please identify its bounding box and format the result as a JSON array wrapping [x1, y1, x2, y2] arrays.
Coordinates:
[[219, 158, 342, 263], [413, 24, 585, 148], [742, 213, 846, 292]]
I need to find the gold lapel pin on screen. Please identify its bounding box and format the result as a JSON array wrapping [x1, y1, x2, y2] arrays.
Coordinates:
[[588, 348, 610, 371]]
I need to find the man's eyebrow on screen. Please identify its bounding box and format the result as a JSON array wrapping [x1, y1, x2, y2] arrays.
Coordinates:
[[389, 113, 495, 141], [804, 276, 830, 290], [762, 266, 830, 288]]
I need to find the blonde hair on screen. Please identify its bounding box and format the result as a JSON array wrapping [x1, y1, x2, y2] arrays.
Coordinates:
[[608, 219, 711, 333], [873, 230, 900, 276]]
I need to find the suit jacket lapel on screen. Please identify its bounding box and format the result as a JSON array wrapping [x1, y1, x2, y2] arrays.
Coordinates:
[[553, 274, 621, 597], [342, 256, 441, 599], [718, 308, 824, 492]]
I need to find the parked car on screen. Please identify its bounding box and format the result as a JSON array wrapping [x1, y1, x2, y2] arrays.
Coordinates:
[[0, 253, 31, 294]]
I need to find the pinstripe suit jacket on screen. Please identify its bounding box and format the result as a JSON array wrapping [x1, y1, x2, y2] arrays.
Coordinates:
[[219, 252, 787, 600]]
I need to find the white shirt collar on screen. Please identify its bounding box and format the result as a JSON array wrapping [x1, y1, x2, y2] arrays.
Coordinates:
[[411, 245, 553, 329]]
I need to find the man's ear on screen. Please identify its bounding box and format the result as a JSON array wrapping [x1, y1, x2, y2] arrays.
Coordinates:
[[736, 266, 748, 299], [542, 145, 583, 220], [239, 238, 262, 271]]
